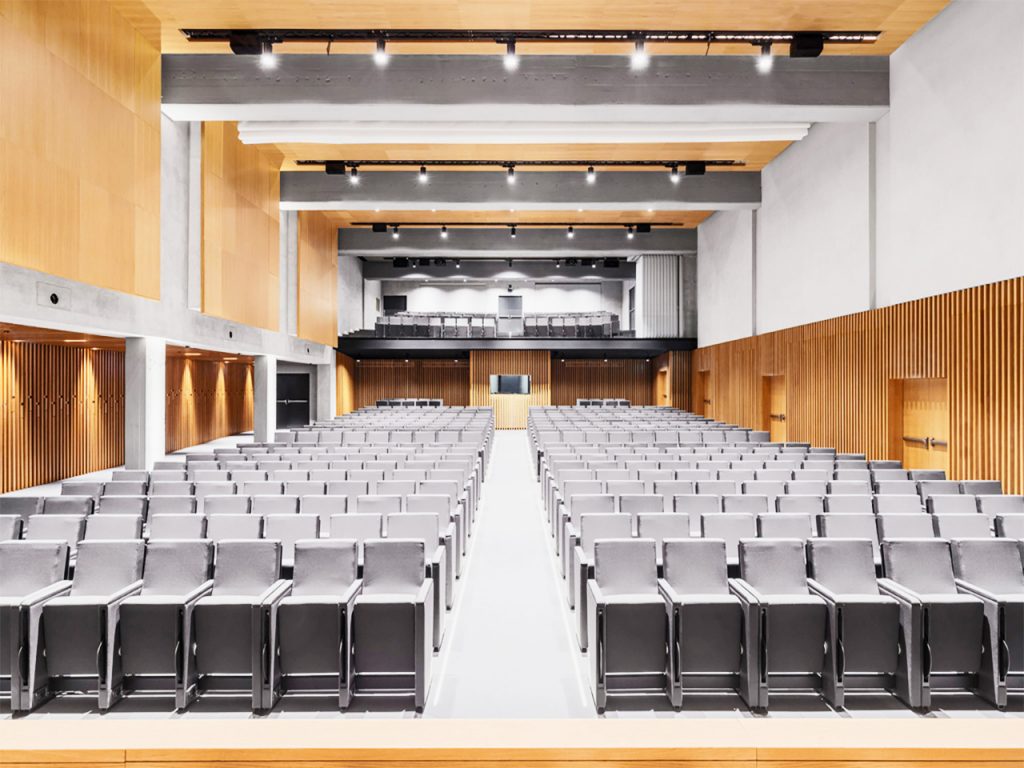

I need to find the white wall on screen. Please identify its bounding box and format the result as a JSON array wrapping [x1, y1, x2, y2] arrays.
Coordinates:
[[376, 281, 623, 317], [337, 255, 366, 334], [697, 210, 755, 346]]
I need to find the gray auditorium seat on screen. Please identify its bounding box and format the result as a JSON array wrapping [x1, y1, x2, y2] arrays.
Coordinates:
[[194, 540, 288, 711], [949, 539, 1024, 708], [264, 514, 319, 571], [385, 513, 448, 647], [43, 496, 94, 516], [300, 495, 346, 536], [562, 494, 615, 573], [757, 513, 815, 541], [355, 495, 402, 517], [97, 496, 148, 520], [119, 540, 214, 709], [619, 494, 663, 532], [586, 538, 670, 712], [206, 514, 262, 543], [933, 514, 992, 539], [406, 494, 462, 579], [918, 480, 962, 501], [330, 513, 383, 559], [84, 514, 143, 540], [819, 513, 882, 566], [636, 513, 690, 551], [658, 539, 746, 708], [731, 539, 826, 710], [978, 495, 1024, 523], [0, 515, 21, 541], [148, 513, 207, 540], [807, 539, 899, 707], [352, 539, 433, 711], [274, 540, 362, 708], [572, 514, 632, 647], [40, 540, 146, 710], [61, 481, 104, 501], [824, 495, 874, 515], [700, 513, 755, 567], [0, 496, 42, 525], [204, 495, 250, 516], [873, 495, 924, 515], [252, 495, 300, 517], [723, 494, 770, 516], [996, 515, 1024, 540], [103, 481, 147, 496], [827, 481, 872, 496], [776, 495, 824, 516], [149, 481, 194, 496], [927, 494, 978, 516], [25, 514, 87, 554], [877, 514, 935, 540], [1, 541, 71, 712], [879, 539, 985, 709]]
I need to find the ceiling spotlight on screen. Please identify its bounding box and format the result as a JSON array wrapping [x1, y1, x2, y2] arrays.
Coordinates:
[[506, 258, 513, 267], [630, 38, 649, 70], [349, 166, 360, 185], [592, 261, 597, 269], [756, 42, 774, 74], [585, 166, 596, 184], [567, 225, 575, 239], [510, 225, 517, 239], [507, 165, 516, 184], [391, 224, 400, 240], [504, 40, 519, 71], [626, 225, 635, 240], [440, 225, 448, 239], [418, 165, 428, 183], [455, 258, 461, 268], [669, 165, 680, 183], [555, 260, 561, 268], [374, 38, 389, 66], [259, 41, 278, 70]]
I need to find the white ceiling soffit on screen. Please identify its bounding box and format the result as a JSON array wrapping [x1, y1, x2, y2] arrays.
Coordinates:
[[237, 120, 810, 145]]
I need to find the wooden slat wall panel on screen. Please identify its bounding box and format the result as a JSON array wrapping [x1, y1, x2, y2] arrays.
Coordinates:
[[552, 359, 654, 405], [353, 359, 470, 409], [652, 351, 694, 410], [336, 352, 356, 415], [1, 341, 124, 494], [0, 1, 161, 299], [201, 122, 282, 332], [165, 358, 254, 453], [297, 211, 339, 346], [693, 277, 1023, 493], [469, 350, 552, 429]]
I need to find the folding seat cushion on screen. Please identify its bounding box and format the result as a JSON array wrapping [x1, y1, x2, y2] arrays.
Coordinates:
[[996, 515, 1024, 539], [275, 540, 361, 708], [194, 541, 288, 710], [696, 481, 736, 496], [385, 513, 450, 643], [587, 539, 669, 711], [42, 496, 94, 516], [352, 540, 433, 711], [637, 514, 690, 552], [41, 540, 146, 710], [758, 513, 815, 541], [807, 538, 898, 706], [700, 513, 755, 567], [723, 494, 770, 516], [960, 480, 1002, 496], [827, 481, 872, 496], [571, 513, 632, 645], [148, 514, 207, 540], [877, 514, 935, 540], [149, 481, 195, 496], [147, 496, 197, 516], [251, 495, 299, 516], [823, 495, 873, 515], [103, 481, 147, 497], [264, 514, 319, 569], [619, 495, 663, 532], [84, 514, 143, 540], [880, 539, 985, 709], [776, 495, 824, 516], [118, 540, 214, 708], [25, 515, 87, 553], [874, 495, 924, 515], [62, 481, 104, 501], [0, 496, 42, 525], [354, 495, 402, 517], [204, 495, 251, 516], [206, 515, 262, 542], [926, 494, 978, 516]]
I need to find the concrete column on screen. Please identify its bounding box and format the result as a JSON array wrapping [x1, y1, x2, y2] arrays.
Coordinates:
[[124, 337, 166, 470], [315, 362, 337, 421], [254, 355, 277, 442]]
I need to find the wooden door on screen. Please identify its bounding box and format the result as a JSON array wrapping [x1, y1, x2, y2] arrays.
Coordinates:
[[656, 368, 670, 406], [696, 370, 711, 416], [763, 375, 787, 442], [898, 378, 950, 474]]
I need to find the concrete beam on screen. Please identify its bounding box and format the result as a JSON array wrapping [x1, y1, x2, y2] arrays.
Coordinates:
[[283, 171, 760, 212], [162, 54, 888, 124]]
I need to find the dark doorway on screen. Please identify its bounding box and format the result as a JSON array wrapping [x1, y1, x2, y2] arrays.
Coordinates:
[[277, 373, 311, 428]]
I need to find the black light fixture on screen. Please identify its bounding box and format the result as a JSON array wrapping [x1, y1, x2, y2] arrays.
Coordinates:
[[510, 225, 517, 239], [566, 225, 575, 239], [555, 259, 561, 268], [630, 37, 649, 70], [374, 38, 389, 66], [566, 258, 579, 267], [756, 42, 774, 73], [507, 165, 516, 184], [418, 165, 428, 183], [418, 257, 431, 267], [685, 161, 707, 176], [504, 39, 519, 71], [371, 223, 388, 233], [393, 257, 410, 268], [227, 32, 262, 55], [433, 257, 447, 266], [349, 165, 360, 185], [603, 258, 621, 268], [669, 165, 680, 183], [626, 225, 635, 239], [324, 161, 346, 175], [440, 224, 448, 239], [585, 166, 596, 184], [259, 40, 277, 69], [790, 32, 825, 58], [390, 224, 400, 239], [455, 258, 461, 268]]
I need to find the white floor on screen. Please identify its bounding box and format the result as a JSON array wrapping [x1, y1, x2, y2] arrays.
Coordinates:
[[3, 430, 1021, 720]]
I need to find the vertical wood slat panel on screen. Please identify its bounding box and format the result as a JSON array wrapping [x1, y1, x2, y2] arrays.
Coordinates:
[[296, 211, 339, 346], [551, 358, 654, 405], [351, 359, 470, 410], [469, 350, 552, 429], [336, 352, 357, 415], [1, 340, 124, 494], [693, 277, 1024, 494], [165, 358, 254, 454]]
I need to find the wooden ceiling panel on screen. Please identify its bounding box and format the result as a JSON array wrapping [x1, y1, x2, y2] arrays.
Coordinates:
[[323, 210, 711, 227], [0, 323, 125, 350], [125, 0, 949, 55]]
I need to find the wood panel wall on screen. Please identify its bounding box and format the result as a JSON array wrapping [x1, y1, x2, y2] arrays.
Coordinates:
[[297, 211, 339, 346], [0, 341, 124, 493], [653, 350, 693, 410], [469, 350, 552, 429], [165, 358, 254, 454], [201, 122, 282, 332], [336, 352, 357, 415], [353, 359, 470, 410], [0, 1, 161, 298], [552, 358, 654, 406], [693, 277, 1023, 493]]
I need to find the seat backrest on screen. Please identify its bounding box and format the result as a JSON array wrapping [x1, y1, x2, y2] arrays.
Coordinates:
[[950, 539, 1024, 593], [579, 513, 632, 555], [376, 480, 416, 497], [960, 480, 1002, 496], [787, 480, 828, 496], [147, 496, 197, 516], [355, 495, 402, 516], [933, 514, 991, 539], [142, 540, 213, 594], [71, 540, 145, 596], [996, 515, 1024, 539], [329, 512, 382, 542], [206, 514, 261, 542], [978, 495, 1024, 519], [243, 480, 283, 496], [26, 514, 86, 547], [827, 481, 872, 496], [758, 513, 814, 540], [0, 496, 42, 521], [637, 513, 690, 546], [825, 495, 874, 515], [723, 494, 769, 515], [919, 480, 961, 500], [594, 538, 657, 595], [326, 480, 369, 498], [386, 512, 440, 544], [193, 481, 235, 498], [361, 539, 425, 594], [877, 514, 934, 539], [926, 494, 978, 516], [149, 481, 194, 497], [251, 495, 299, 516], [570, 494, 615, 524], [819, 513, 880, 558], [406, 494, 451, 517], [0, 515, 19, 541], [696, 481, 737, 496], [675, 494, 721, 516], [807, 538, 879, 594], [97, 495, 148, 517], [882, 539, 956, 594], [212, 540, 281, 595], [43, 496, 94, 516], [85, 514, 143, 540], [605, 480, 645, 496], [62, 481, 104, 499], [618, 494, 662, 521], [777, 495, 824, 516], [264, 514, 319, 555], [662, 538, 729, 595], [103, 480, 148, 496], [148, 513, 206, 540], [738, 539, 808, 595], [0, 541, 68, 596], [204, 495, 250, 516], [292, 539, 358, 595]]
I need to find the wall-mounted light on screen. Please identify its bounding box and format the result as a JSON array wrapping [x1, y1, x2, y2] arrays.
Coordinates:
[[440, 224, 448, 239], [626, 225, 635, 240], [418, 165, 428, 183], [504, 39, 519, 71], [669, 165, 680, 184], [585, 166, 596, 184], [756, 42, 774, 74], [374, 38, 389, 66], [567, 225, 574, 239], [507, 165, 516, 184], [391, 224, 400, 239], [630, 38, 649, 70], [510, 225, 517, 238], [259, 40, 277, 69], [349, 166, 360, 185]]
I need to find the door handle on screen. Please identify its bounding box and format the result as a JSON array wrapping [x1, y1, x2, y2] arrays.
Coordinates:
[[901, 435, 929, 445], [770, 413, 786, 422], [929, 438, 948, 448]]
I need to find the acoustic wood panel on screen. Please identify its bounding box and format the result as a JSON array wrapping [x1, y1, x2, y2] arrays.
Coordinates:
[[552, 358, 654, 406], [0, 340, 124, 494], [297, 211, 339, 346], [693, 277, 1023, 494], [353, 359, 470, 410], [201, 122, 282, 332], [336, 352, 357, 415], [653, 350, 693, 410], [469, 350, 551, 429], [0, 1, 161, 299], [165, 357, 254, 453]]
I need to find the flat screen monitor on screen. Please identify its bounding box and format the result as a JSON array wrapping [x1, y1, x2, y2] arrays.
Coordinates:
[[489, 374, 531, 395]]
